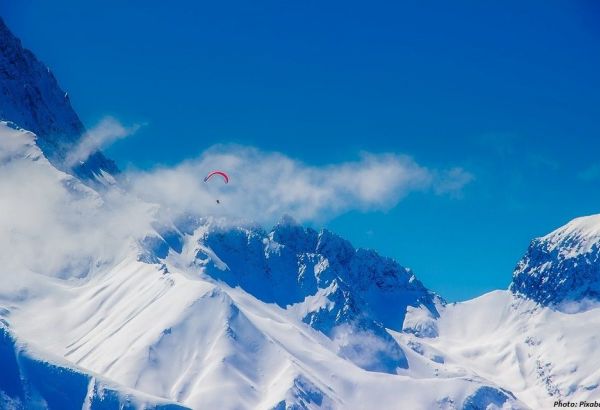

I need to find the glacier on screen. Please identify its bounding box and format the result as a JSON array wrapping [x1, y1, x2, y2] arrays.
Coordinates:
[[1, 15, 600, 410]]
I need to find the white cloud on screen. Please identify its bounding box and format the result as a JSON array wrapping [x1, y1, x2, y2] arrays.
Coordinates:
[[0, 123, 153, 283], [0, 122, 473, 288], [66, 117, 140, 166], [127, 145, 473, 224], [331, 324, 404, 372]]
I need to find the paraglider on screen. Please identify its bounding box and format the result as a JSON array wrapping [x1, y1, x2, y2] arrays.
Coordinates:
[[203, 170, 229, 184], [204, 170, 229, 204]]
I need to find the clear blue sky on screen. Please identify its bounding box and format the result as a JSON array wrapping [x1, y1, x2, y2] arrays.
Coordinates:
[[2, 1, 600, 301]]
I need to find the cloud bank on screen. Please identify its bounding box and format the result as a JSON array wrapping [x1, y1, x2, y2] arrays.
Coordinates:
[[127, 145, 473, 223], [0, 121, 473, 286]]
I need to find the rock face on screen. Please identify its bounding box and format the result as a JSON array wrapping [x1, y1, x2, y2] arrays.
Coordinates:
[[510, 214, 600, 306], [0, 17, 117, 180], [197, 216, 440, 325]]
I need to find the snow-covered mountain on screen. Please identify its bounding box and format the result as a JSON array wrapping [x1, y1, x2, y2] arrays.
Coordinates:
[[185, 216, 443, 372], [0, 120, 524, 409], [1, 17, 599, 410], [0, 17, 117, 181], [411, 217, 600, 409], [511, 215, 600, 306]]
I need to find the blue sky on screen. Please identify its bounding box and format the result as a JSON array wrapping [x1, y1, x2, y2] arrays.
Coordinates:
[[2, 1, 600, 301]]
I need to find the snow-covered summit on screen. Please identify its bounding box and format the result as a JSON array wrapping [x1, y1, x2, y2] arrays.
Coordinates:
[[145, 215, 443, 374], [187, 216, 440, 325], [0, 17, 117, 180], [511, 214, 600, 305]]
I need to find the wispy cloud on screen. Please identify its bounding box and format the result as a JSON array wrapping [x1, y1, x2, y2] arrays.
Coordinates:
[[433, 167, 475, 196], [127, 145, 473, 223], [66, 117, 140, 165]]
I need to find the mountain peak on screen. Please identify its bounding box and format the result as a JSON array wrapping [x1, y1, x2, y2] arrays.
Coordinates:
[[510, 214, 600, 305], [0, 17, 117, 181]]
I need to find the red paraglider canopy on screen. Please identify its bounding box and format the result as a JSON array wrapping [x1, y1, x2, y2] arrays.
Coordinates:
[[204, 170, 229, 184]]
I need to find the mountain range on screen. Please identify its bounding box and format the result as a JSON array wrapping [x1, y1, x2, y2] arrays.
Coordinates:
[[1, 17, 599, 409]]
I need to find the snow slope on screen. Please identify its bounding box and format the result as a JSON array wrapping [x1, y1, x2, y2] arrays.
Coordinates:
[[0, 323, 186, 410], [404, 215, 600, 408], [6, 255, 524, 410], [421, 290, 600, 409]]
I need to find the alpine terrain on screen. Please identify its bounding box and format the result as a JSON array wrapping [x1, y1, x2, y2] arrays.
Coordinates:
[[0, 17, 598, 410]]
